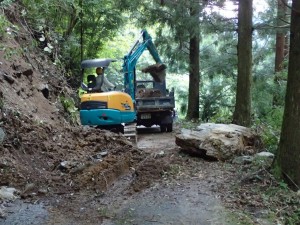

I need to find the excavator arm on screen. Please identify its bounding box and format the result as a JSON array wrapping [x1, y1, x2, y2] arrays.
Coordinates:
[[122, 30, 166, 100]]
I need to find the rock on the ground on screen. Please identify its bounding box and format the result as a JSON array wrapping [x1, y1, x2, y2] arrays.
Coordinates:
[[255, 151, 274, 158], [175, 123, 262, 161], [232, 155, 254, 165], [0, 186, 19, 201], [253, 151, 275, 168]]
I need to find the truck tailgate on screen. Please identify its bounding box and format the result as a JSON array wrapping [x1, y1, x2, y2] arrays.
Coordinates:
[[136, 97, 175, 111]]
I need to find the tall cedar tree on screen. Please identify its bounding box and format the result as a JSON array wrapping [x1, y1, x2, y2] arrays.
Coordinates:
[[232, 0, 253, 127], [276, 0, 300, 187], [275, 0, 288, 73], [273, 0, 288, 106], [186, 2, 200, 120]]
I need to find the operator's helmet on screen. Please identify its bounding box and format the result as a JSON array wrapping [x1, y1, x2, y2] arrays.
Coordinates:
[[96, 67, 103, 75]]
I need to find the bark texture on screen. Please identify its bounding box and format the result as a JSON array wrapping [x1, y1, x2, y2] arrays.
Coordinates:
[[273, 0, 288, 106], [186, 2, 200, 120], [274, 0, 287, 73], [276, 0, 300, 187], [232, 0, 253, 127]]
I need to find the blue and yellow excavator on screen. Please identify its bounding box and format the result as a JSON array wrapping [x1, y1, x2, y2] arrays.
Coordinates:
[[79, 30, 175, 136], [79, 58, 136, 133]]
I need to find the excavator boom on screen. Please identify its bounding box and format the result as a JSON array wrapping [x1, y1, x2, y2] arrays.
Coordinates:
[[122, 30, 167, 100]]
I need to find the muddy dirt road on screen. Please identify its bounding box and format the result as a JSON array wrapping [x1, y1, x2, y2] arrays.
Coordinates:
[[1, 126, 231, 225]]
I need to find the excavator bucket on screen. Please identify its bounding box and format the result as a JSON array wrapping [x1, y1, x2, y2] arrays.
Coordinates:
[[141, 63, 167, 83]]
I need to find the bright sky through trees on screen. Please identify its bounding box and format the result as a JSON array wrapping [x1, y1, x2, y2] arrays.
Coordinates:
[[207, 0, 268, 18]]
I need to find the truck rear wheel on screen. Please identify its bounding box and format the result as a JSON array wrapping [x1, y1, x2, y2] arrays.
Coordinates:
[[166, 123, 173, 132], [160, 124, 166, 132]]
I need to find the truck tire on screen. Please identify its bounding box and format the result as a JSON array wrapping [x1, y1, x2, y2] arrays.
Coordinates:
[[166, 123, 173, 132], [160, 124, 167, 132]]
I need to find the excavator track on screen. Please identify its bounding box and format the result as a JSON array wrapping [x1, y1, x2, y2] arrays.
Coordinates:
[[123, 123, 137, 145]]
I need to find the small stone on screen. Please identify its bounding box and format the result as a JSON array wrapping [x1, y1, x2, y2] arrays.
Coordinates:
[[0, 207, 6, 218], [100, 151, 108, 157], [155, 151, 165, 158], [255, 152, 274, 158], [0, 186, 19, 201], [22, 183, 35, 194], [3, 74, 15, 84], [22, 69, 33, 76], [232, 156, 253, 165], [38, 188, 48, 195]]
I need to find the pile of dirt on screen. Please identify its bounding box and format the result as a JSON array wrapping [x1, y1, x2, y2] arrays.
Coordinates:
[[0, 109, 147, 195], [0, 4, 72, 128], [136, 88, 162, 98], [0, 107, 174, 203], [141, 63, 166, 82]]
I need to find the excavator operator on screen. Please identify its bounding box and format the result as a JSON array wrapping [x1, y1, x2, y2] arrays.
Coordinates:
[[95, 67, 115, 92], [81, 67, 116, 93]]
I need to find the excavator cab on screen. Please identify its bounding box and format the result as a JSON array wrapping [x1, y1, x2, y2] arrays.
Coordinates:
[[86, 74, 97, 90], [79, 58, 136, 133]]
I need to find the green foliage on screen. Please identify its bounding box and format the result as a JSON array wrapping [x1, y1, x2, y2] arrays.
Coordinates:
[[285, 208, 300, 225], [2, 46, 23, 59], [254, 107, 283, 153], [200, 77, 235, 122], [116, 0, 205, 72], [59, 95, 79, 125], [0, 14, 10, 39], [175, 119, 199, 130], [21, 0, 126, 88], [167, 74, 189, 117], [251, 58, 285, 152], [261, 181, 300, 225], [0, 0, 15, 8]]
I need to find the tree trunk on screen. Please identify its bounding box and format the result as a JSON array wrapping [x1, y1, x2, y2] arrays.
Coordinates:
[[186, 3, 200, 120], [273, 0, 288, 106], [275, 0, 300, 188], [63, 4, 79, 39], [186, 35, 200, 120], [232, 0, 253, 127]]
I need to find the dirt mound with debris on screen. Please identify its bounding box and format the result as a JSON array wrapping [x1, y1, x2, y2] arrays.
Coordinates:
[[0, 109, 148, 195]]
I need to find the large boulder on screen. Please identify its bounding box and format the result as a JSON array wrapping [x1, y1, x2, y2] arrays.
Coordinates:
[[175, 123, 262, 161]]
